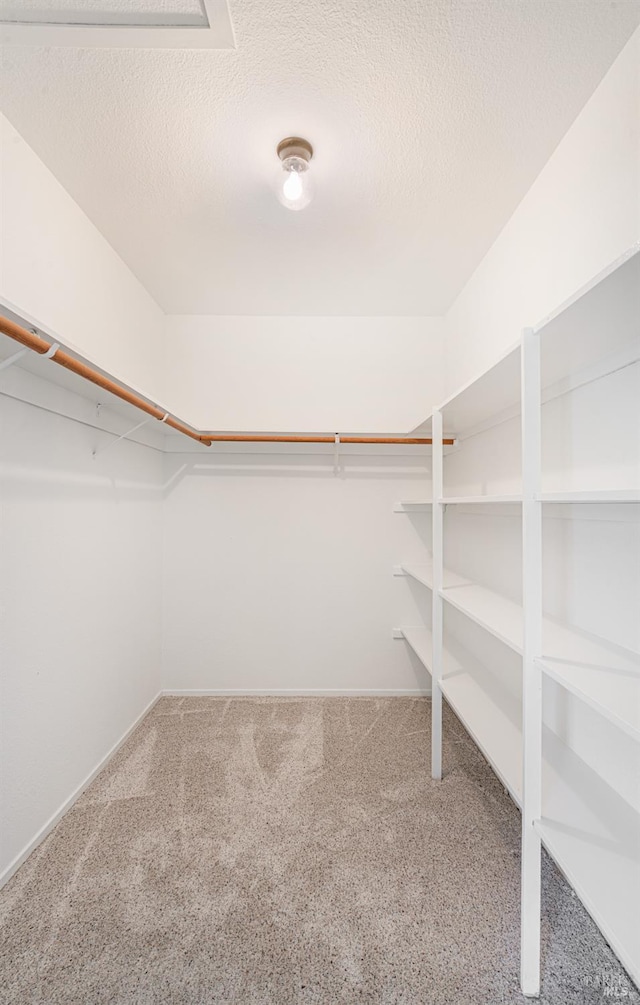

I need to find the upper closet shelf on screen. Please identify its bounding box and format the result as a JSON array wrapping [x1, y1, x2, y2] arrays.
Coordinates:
[[438, 341, 521, 436], [440, 494, 522, 504], [394, 500, 432, 512], [426, 246, 640, 438], [535, 246, 640, 389], [396, 491, 639, 508]]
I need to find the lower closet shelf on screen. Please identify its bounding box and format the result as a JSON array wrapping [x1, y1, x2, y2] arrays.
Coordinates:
[[440, 671, 522, 805], [536, 730, 640, 987], [440, 659, 640, 986], [400, 625, 433, 671], [399, 623, 639, 986], [398, 626, 522, 804]]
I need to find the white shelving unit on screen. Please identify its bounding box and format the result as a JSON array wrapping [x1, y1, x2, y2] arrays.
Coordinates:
[[394, 247, 640, 997]]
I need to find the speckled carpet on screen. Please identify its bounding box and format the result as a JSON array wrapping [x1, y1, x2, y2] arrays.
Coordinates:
[[0, 696, 637, 1004]]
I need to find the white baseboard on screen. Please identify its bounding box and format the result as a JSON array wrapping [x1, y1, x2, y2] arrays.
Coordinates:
[[0, 691, 161, 890], [162, 688, 432, 697]]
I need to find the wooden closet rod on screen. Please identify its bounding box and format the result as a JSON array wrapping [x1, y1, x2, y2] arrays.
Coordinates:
[[199, 434, 453, 445], [0, 315, 207, 444], [0, 315, 452, 447]]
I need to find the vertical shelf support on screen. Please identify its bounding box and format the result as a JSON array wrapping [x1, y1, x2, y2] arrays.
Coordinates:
[[431, 408, 444, 780], [520, 328, 543, 996]]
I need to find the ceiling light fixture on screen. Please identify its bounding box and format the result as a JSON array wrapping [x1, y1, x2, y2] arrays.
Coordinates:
[[276, 137, 313, 211]]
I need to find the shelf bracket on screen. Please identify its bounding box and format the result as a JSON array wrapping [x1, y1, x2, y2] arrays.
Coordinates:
[[0, 347, 29, 372], [92, 415, 153, 459], [333, 432, 341, 476]]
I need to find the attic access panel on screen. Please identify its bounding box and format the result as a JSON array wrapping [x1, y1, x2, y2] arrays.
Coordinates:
[[0, 0, 234, 46]]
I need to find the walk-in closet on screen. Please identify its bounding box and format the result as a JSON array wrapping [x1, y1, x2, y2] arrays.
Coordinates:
[[1, 3, 639, 1002]]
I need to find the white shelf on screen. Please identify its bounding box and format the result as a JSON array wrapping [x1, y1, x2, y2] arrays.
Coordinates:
[[535, 248, 640, 389], [398, 491, 640, 509], [438, 342, 521, 435], [401, 624, 640, 985], [430, 248, 640, 438], [439, 573, 640, 699], [440, 578, 523, 653], [442, 675, 523, 805], [439, 651, 640, 985], [440, 640, 523, 805], [394, 500, 432, 513], [399, 625, 433, 672], [536, 729, 640, 987], [401, 562, 434, 589], [400, 562, 470, 592], [397, 626, 523, 804], [440, 494, 522, 505], [538, 489, 640, 504], [537, 656, 640, 742]]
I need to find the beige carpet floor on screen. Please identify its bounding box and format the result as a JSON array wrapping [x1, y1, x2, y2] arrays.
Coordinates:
[[0, 696, 637, 1004]]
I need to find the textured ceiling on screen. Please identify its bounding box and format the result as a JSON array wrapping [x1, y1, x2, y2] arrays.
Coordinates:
[[1, 0, 639, 315]]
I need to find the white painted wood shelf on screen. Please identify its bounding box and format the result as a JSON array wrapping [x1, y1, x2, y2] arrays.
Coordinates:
[[400, 622, 640, 979], [438, 572, 640, 710], [440, 657, 523, 806], [439, 342, 521, 435], [439, 494, 522, 504], [536, 730, 640, 986], [394, 500, 432, 512], [410, 248, 640, 440], [397, 628, 523, 805], [440, 577, 524, 653], [538, 490, 640, 503], [537, 656, 640, 741], [400, 562, 470, 592], [398, 625, 432, 672]]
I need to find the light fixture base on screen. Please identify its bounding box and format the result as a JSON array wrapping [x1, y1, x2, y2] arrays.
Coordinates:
[[277, 137, 313, 163]]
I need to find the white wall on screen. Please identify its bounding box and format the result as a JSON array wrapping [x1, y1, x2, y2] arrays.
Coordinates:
[[444, 27, 640, 395], [0, 112, 166, 406], [164, 316, 444, 433], [161, 448, 432, 693], [0, 371, 164, 882]]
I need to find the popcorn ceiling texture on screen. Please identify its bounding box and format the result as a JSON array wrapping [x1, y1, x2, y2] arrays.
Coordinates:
[[1, 0, 639, 315], [0, 696, 636, 1004]]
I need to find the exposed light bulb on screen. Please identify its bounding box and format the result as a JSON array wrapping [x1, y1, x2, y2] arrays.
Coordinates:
[[275, 137, 313, 211], [283, 167, 303, 202]]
